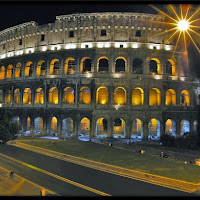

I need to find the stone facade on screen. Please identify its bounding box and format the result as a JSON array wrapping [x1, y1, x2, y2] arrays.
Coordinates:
[[0, 12, 199, 140]]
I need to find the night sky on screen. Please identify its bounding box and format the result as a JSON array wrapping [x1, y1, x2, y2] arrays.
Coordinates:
[[0, 1, 199, 77]]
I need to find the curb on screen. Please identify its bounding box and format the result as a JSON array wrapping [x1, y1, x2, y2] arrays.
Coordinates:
[[8, 140, 200, 194]]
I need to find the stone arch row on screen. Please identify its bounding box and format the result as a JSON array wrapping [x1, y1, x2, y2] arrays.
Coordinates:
[[4, 86, 190, 106], [12, 115, 198, 139], [0, 56, 176, 79]]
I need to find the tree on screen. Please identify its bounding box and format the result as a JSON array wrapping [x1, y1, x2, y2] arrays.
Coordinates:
[[0, 109, 19, 144]]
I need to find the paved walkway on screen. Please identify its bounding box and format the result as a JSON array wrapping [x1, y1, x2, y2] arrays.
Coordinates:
[[0, 165, 57, 196], [6, 140, 200, 194]]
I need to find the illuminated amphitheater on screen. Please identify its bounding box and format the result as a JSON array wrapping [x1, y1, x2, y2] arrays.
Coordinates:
[[0, 12, 199, 140]]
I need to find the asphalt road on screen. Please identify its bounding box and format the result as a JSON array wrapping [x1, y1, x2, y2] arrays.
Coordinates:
[[0, 144, 194, 196]]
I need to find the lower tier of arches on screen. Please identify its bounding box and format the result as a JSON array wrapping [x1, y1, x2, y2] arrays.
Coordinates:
[[9, 108, 198, 140]]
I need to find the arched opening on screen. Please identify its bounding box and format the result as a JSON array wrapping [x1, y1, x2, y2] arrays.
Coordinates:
[[79, 87, 91, 104], [64, 58, 75, 74], [36, 60, 46, 76], [114, 87, 126, 105], [14, 89, 20, 104], [49, 87, 59, 104], [96, 118, 108, 137], [96, 87, 108, 105], [180, 90, 190, 106], [166, 59, 176, 76], [150, 58, 161, 75], [23, 88, 31, 104], [193, 120, 198, 132], [80, 57, 91, 73], [113, 118, 126, 138], [97, 57, 109, 72], [62, 118, 73, 136], [26, 117, 31, 132], [51, 117, 57, 134], [165, 89, 176, 106], [115, 57, 126, 73], [133, 58, 143, 74], [165, 119, 176, 136], [148, 118, 160, 140], [35, 88, 44, 104], [132, 87, 144, 105], [131, 118, 143, 138], [34, 117, 43, 134], [50, 59, 60, 75], [7, 64, 13, 78], [15, 63, 22, 78], [80, 117, 90, 136], [5, 89, 11, 104], [149, 88, 161, 106], [180, 120, 190, 136], [12, 116, 20, 125], [0, 66, 5, 79], [25, 61, 33, 77], [63, 87, 74, 104]]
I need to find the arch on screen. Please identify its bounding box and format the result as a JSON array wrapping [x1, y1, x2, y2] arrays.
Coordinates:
[[62, 118, 73, 136], [79, 86, 91, 104], [150, 58, 161, 75], [14, 89, 21, 104], [35, 88, 44, 104], [193, 120, 198, 132], [64, 57, 75, 74], [50, 59, 60, 75], [148, 118, 160, 139], [132, 87, 144, 105], [180, 90, 190, 106], [0, 66, 5, 79], [23, 88, 31, 104], [27, 117, 31, 131], [80, 117, 90, 135], [63, 87, 74, 104], [5, 89, 11, 104], [25, 61, 33, 77], [15, 63, 22, 78], [149, 88, 161, 106], [165, 119, 176, 136], [113, 118, 126, 138], [49, 87, 59, 104], [133, 58, 143, 74], [115, 57, 126, 73], [34, 117, 43, 134], [51, 116, 57, 133], [166, 59, 176, 76], [97, 57, 109, 72], [36, 60, 46, 76], [7, 64, 13, 78], [80, 57, 91, 73], [12, 116, 20, 125], [96, 87, 108, 105], [180, 120, 190, 136], [114, 87, 126, 105], [96, 118, 108, 137], [165, 89, 176, 106], [131, 118, 143, 138]]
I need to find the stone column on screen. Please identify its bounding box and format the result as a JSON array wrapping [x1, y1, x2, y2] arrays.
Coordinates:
[[176, 120, 180, 137], [30, 117, 34, 136], [142, 119, 149, 140], [57, 118, 62, 136], [43, 117, 47, 135]]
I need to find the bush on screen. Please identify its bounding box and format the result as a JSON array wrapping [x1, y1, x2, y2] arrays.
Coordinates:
[[0, 109, 19, 144], [160, 134, 175, 147], [160, 132, 200, 150]]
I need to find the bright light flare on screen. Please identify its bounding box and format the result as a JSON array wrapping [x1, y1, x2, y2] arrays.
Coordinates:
[[178, 20, 189, 31]]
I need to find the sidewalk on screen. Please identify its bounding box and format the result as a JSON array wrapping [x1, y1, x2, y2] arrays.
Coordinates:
[[0, 165, 57, 196], [7, 140, 200, 194]]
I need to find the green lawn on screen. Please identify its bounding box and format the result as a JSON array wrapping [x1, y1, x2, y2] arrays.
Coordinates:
[[15, 137, 200, 183]]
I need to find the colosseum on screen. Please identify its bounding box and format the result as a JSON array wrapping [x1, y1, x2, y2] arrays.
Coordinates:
[[0, 12, 199, 141]]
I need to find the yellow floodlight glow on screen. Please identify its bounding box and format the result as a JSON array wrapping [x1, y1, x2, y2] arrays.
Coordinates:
[[177, 20, 189, 31]]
